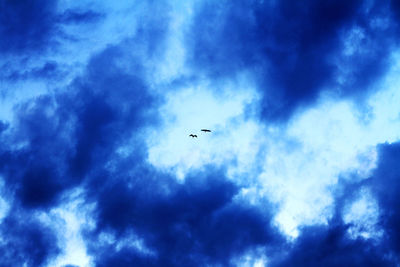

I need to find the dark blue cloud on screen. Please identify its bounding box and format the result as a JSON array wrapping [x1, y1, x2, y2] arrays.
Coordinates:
[[66, 46, 159, 178], [0, 6, 170, 264], [272, 223, 394, 267], [84, 167, 282, 266], [1, 61, 60, 81], [0, 0, 104, 56], [0, 213, 60, 267], [0, 43, 159, 209], [187, 0, 399, 121], [58, 9, 103, 24], [29, 61, 59, 79], [0, 0, 58, 53], [367, 142, 400, 256], [0, 121, 8, 133], [0, 95, 71, 208]]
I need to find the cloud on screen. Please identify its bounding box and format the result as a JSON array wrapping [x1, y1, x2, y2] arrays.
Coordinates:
[[271, 222, 394, 266], [0, 212, 60, 266], [0, 0, 104, 55], [187, 0, 400, 121], [0, 40, 160, 209], [84, 167, 283, 266], [268, 141, 400, 266], [0, 0, 58, 53], [43, 190, 93, 267], [367, 142, 400, 256], [147, 77, 261, 179], [256, 56, 400, 237], [58, 9, 103, 24], [2, 1, 400, 266], [0, 121, 8, 133], [342, 188, 382, 240], [0, 14, 167, 263]]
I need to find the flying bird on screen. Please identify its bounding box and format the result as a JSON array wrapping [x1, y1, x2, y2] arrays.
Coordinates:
[[201, 129, 211, 132], [189, 134, 197, 138]]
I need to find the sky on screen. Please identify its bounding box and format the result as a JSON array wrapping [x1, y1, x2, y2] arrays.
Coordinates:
[[1, 0, 400, 266]]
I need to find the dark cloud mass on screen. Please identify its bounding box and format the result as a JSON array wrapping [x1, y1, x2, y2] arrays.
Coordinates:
[[0, 11, 165, 263], [0, 42, 158, 208], [368, 142, 400, 257], [0, 0, 58, 53], [0, 0, 103, 54], [272, 223, 395, 267], [0, 214, 60, 267], [85, 169, 282, 266], [1, 0, 400, 266], [58, 9, 103, 24], [1, 61, 60, 81], [188, 0, 400, 121]]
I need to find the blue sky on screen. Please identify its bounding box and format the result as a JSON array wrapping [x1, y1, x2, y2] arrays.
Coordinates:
[[1, 0, 400, 266]]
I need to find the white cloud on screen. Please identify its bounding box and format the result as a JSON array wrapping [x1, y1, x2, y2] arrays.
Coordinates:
[[41, 189, 93, 267], [230, 247, 268, 267], [343, 188, 382, 240], [152, 1, 194, 83], [97, 230, 156, 257], [147, 76, 261, 180]]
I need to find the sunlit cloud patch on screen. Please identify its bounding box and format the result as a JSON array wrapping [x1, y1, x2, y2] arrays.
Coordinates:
[[147, 78, 261, 180]]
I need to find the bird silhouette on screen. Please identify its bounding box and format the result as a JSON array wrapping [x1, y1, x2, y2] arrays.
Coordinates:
[[201, 129, 211, 132], [189, 134, 197, 138]]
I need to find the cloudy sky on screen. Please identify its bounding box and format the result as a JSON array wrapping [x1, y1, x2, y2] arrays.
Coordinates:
[[1, 0, 400, 266]]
